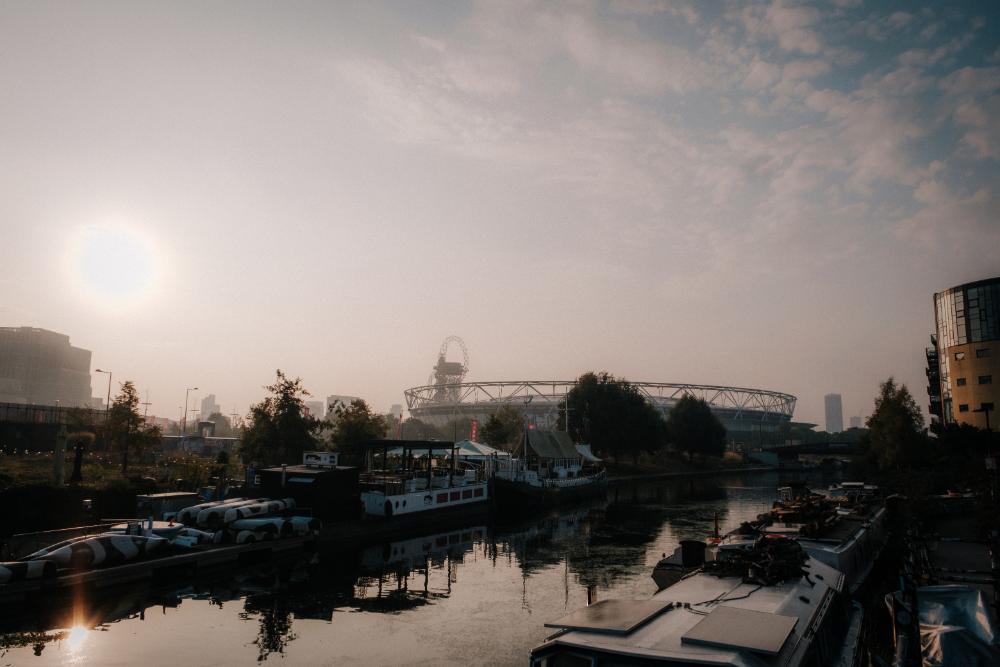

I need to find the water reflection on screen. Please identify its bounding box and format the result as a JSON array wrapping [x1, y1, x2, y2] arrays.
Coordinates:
[[0, 472, 836, 664]]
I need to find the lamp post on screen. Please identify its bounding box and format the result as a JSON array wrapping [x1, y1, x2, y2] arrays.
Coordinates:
[[95, 369, 112, 421], [95, 369, 112, 452], [183, 387, 198, 436]]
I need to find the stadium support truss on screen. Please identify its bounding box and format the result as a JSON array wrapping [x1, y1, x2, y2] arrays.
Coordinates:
[[403, 380, 796, 431]]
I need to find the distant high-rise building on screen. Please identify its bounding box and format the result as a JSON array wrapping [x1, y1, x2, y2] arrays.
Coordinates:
[[200, 394, 220, 420], [327, 394, 361, 418], [0, 327, 93, 406], [824, 394, 843, 433], [932, 277, 999, 429], [304, 400, 324, 419], [849, 416, 862, 429], [389, 403, 404, 417]]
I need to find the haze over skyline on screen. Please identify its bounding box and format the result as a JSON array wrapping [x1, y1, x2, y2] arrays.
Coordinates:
[[2, 1, 997, 427]]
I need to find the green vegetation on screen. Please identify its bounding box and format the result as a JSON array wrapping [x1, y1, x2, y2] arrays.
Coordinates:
[[239, 370, 322, 467], [560, 372, 668, 464], [853, 377, 996, 498], [665, 394, 726, 460], [329, 399, 387, 464], [106, 380, 162, 473], [479, 405, 524, 449]]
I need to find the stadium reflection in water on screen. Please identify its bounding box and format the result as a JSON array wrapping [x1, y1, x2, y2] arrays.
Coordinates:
[[0, 472, 835, 665]]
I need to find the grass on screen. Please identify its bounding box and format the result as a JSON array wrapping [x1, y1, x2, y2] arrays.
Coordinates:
[[0, 451, 242, 492]]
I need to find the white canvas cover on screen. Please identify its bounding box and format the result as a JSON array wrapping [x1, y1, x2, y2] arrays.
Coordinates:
[[575, 444, 601, 462]]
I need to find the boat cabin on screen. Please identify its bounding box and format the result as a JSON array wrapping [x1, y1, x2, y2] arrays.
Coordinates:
[[357, 440, 489, 517], [532, 549, 854, 667]]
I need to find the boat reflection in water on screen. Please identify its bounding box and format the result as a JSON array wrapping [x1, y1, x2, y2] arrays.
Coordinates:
[[0, 472, 831, 665]]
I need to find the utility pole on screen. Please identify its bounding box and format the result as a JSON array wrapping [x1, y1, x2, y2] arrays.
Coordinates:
[[141, 389, 151, 420]]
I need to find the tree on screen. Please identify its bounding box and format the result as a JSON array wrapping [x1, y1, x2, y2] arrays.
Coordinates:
[[480, 405, 524, 450], [330, 399, 387, 464], [106, 380, 162, 473], [206, 411, 235, 437], [399, 417, 444, 440], [561, 372, 668, 463], [865, 377, 926, 471], [239, 370, 322, 467], [665, 394, 726, 460]]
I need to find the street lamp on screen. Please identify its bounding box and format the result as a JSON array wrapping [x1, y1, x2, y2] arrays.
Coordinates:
[[95, 369, 112, 422], [183, 387, 198, 436]]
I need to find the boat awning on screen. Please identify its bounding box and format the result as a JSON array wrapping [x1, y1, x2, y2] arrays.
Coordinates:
[[527, 430, 580, 460], [575, 444, 601, 462], [454, 440, 511, 458]]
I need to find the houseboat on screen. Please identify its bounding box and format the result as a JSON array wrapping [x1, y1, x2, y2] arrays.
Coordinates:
[[358, 440, 490, 518], [533, 536, 860, 667], [652, 482, 887, 595], [493, 429, 607, 509]]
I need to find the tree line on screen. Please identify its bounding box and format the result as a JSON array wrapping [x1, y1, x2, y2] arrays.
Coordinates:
[[237, 369, 729, 468]]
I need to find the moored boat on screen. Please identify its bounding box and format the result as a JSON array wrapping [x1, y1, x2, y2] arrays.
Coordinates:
[[493, 429, 607, 510], [533, 536, 858, 666], [358, 440, 490, 519]]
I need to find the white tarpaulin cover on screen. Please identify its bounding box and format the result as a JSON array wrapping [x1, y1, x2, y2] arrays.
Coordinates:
[[888, 585, 1000, 667], [575, 444, 602, 462]]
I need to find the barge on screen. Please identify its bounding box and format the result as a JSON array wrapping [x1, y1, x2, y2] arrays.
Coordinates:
[[533, 537, 857, 667]]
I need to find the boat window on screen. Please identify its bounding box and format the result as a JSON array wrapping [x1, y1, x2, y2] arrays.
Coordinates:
[[959, 404, 969, 412], [979, 375, 992, 385], [977, 348, 991, 358], [957, 377, 967, 386]]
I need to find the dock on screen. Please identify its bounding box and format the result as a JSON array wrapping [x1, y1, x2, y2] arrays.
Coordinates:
[[0, 534, 315, 605]]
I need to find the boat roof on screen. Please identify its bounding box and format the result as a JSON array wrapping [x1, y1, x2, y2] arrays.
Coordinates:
[[536, 556, 845, 666], [527, 430, 579, 460]]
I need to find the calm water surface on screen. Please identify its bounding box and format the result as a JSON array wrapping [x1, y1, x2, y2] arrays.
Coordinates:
[[0, 471, 836, 666]]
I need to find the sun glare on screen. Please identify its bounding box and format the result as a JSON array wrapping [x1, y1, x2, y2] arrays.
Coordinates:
[[68, 225, 159, 306], [66, 624, 89, 652]]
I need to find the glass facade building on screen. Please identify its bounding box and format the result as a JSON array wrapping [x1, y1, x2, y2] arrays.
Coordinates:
[[933, 277, 1000, 427]]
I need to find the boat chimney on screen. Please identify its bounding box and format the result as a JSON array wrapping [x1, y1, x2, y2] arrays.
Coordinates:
[[679, 540, 707, 567]]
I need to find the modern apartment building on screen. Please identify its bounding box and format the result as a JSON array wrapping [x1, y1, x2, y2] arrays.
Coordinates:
[[933, 277, 999, 428], [0, 327, 94, 406]]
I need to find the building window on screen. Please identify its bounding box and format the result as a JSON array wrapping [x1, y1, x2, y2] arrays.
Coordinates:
[[957, 378, 967, 386], [979, 376, 993, 385], [977, 348, 991, 358], [955, 352, 966, 360], [959, 404, 969, 412]]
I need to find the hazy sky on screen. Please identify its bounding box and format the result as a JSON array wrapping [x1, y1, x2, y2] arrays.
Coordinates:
[[1, 1, 997, 427]]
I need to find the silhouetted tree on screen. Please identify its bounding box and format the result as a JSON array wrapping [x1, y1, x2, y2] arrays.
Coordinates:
[[864, 377, 926, 470], [665, 394, 726, 460], [561, 372, 668, 463], [239, 370, 321, 467], [106, 380, 161, 473], [399, 417, 444, 440], [480, 405, 524, 450], [330, 399, 387, 464]]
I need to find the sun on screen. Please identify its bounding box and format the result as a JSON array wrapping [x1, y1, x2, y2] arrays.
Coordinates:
[[68, 225, 159, 306]]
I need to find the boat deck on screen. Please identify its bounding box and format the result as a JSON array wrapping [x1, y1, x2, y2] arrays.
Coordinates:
[[535, 557, 848, 666]]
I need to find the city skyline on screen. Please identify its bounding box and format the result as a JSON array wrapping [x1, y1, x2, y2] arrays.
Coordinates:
[[2, 1, 997, 427]]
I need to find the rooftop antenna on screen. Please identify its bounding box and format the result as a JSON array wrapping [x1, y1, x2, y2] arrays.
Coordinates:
[[141, 390, 152, 419]]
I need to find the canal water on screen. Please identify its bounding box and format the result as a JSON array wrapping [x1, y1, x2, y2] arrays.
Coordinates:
[[0, 471, 837, 666]]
